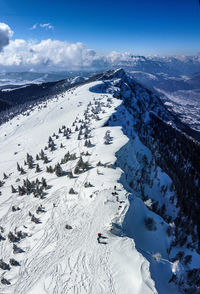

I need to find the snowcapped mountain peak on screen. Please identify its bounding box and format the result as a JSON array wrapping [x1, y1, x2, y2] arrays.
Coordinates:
[[99, 68, 128, 82]]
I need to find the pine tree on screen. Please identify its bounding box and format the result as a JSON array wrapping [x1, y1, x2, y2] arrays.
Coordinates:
[[55, 163, 63, 177], [69, 188, 77, 194], [20, 167, 26, 175], [48, 136, 53, 143], [28, 160, 33, 169], [46, 165, 53, 173], [82, 161, 89, 171], [77, 156, 84, 167], [18, 185, 26, 196], [11, 185, 17, 193], [3, 173, 8, 180], [74, 166, 80, 174], [40, 149, 45, 160], [68, 171, 73, 178], [104, 130, 112, 144], [50, 144, 55, 151], [41, 177, 47, 189], [35, 164, 40, 173], [31, 214, 40, 224], [17, 162, 21, 172], [9, 258, 20, 266], [43, 156, 49, 164]]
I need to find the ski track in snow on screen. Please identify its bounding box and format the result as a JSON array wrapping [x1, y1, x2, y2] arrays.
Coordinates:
[[0, 82, 158, 294]]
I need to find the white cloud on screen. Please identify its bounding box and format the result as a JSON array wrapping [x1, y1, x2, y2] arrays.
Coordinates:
[[30, 23, 54, 30], [0, 23, 13, 51], [30, 23, 38, 30], [0, 38, 101, 71], [39, 23, 54, 30]]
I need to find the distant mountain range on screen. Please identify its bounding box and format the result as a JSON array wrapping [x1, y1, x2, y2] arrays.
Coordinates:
[[1, 55, 200, 135]]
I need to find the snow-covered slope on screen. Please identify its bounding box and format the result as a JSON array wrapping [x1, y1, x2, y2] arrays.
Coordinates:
[[0, 69, 199, 293], [0, 79, 159, 293]]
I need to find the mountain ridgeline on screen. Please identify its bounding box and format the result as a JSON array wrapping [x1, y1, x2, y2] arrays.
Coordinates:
[[1, 68, 200, 292], [1, 70, 200, 249], [98, 69, 200, 252]]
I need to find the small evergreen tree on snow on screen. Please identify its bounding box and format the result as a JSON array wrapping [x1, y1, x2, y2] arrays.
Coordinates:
[[35, 164, 41, 173], [28, 160, 33, 169], [77, 156, 83, 168], [87, 140, 92, 147], [31, 214, 40, 224], [40, 149, 45, 160], [11, 185, 17, 193], [104, 130, 112, 144], [1, 277, 10, 285], [48, 136, 53, 143], [50, 144, 55, 151], [8, 231, 18, 243], [0, 233, 5, 241], [18, 185, 26, 196], [69, 188, 77, 194], [74, 166, 80, 175], [9, 258, 20, 266], [20, 167, 26, 175], [3, 173, 8, 180], [13, 243, 23, 254], [68, 171, 73, 178], [43, 156, 49, 164], [17, 162, 21, 172], [46, 166, 53, 173], [0, 259, 10, 270], [82, 161, 89, 171], [84, 182, 92, 188], [41, 177, 47, 189], [55, 163, 63, 177]]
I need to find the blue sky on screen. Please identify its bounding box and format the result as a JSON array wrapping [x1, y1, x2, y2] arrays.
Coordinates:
[[0, 0, 200, 54]]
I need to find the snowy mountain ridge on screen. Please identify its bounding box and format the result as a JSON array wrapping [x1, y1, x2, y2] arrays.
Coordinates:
[[0, 69, 200, 293]]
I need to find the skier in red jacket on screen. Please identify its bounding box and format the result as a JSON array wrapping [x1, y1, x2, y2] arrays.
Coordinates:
[[97, 233, 101, 243]]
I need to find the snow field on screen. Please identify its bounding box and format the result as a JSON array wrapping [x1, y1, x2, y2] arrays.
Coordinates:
[[0, 81, 157, 293]]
